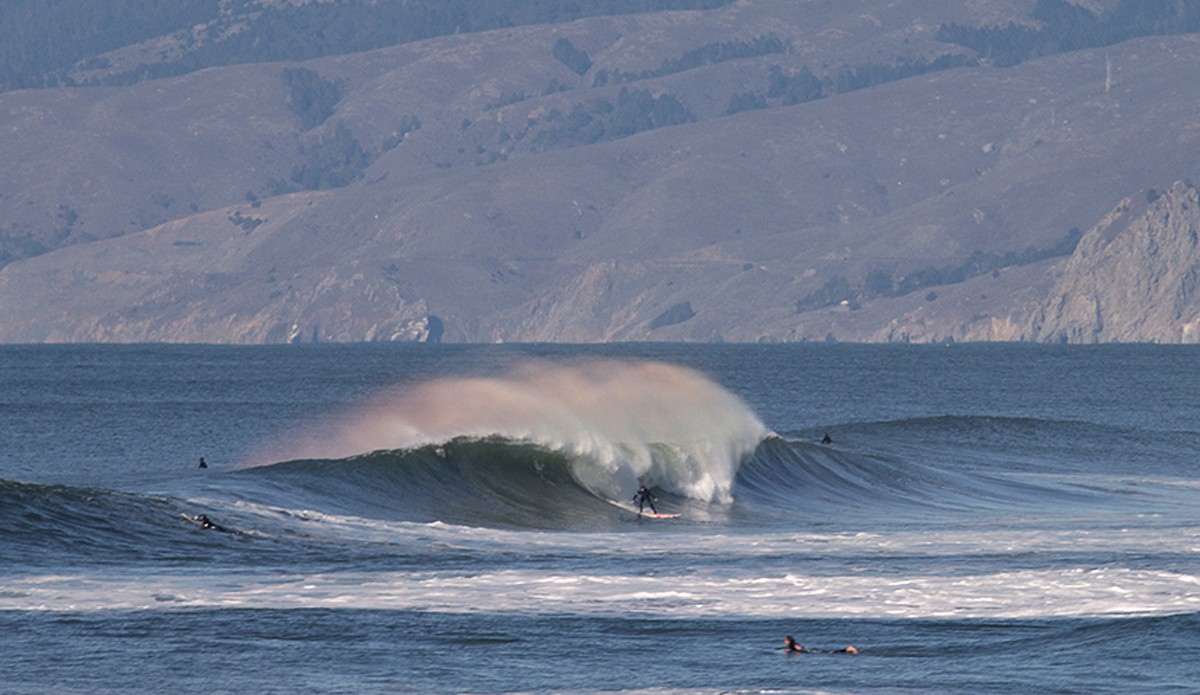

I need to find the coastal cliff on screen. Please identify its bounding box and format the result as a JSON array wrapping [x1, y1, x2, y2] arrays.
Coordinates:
[[1023, 182, 1200, 343], [777, 181, 1200, 345]]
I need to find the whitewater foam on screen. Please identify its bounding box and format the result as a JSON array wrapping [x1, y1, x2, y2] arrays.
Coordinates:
[[11, 523, 1196, 619], [8, 565, 1196, 619]]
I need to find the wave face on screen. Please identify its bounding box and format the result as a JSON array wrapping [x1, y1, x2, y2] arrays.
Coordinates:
[[244, 359, 769, 506], [7, 349, 1197, 550], [9, 411, 1187, 548], [0, 478, 250, 566], [224, 414, 1157, 531], [242, 441, 614, 530]]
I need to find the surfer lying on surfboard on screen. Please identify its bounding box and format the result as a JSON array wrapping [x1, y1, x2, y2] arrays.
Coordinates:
[[631, 485, 658, 514], [782, 636, 858, 655], [190, 514, 243, 535]]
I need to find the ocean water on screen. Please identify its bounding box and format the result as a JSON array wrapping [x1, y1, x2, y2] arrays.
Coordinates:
[[1, 343, 1198, 694]]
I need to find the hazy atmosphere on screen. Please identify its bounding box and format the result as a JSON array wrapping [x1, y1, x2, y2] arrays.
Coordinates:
[[5, 5, 1200, 693], [3, 0, 1199, 343]]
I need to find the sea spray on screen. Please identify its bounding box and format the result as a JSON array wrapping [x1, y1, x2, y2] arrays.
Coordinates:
[[245, 359, 769, 502]]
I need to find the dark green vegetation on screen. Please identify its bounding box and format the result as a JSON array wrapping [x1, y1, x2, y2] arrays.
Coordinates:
[[795, 229, 1084, 313], [0, 0, 222, 91], [0, 0, 734, 93], [531, 88, 696, 151], [279, 123, 372, 193], [142, 0, 737, 82], [592, 34, 786, 86], [275, 63, 421, 193], [514, 35, 977, 153], [939, 0, 1200, 67], [282, 68, 344, 132], [552, 38, 592, 77], [730, 53, 978, 114]]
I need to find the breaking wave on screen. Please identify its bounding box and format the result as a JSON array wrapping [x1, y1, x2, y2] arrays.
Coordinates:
[[243, 359, 770, 505]]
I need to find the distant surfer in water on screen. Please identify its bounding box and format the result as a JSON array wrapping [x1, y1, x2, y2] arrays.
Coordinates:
[[195, 514, 241, 535], [782, 635, 857, 655], [198, 456, 208, 469], [632, 485, 658, 514], [821, 432, 833, 445]]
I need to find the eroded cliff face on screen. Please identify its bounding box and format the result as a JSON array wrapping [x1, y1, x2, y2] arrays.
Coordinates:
[[771, 181, 1200, 345], [1024, 182, 1200, 343]]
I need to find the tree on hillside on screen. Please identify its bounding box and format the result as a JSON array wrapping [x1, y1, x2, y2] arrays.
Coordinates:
[[552, 38, 592, 76], [1, 0, 740, 93], [938, 0, 1200, 67], [281, 68, 344, 131], [531, 87, 695, 150], [594, 33, 786, 86], [288, 122, 372, 191], [0, 0, 220, 91], [795, 229, 1085, 312], [725, 91, 768, 115], [767, 65, 823, 105]]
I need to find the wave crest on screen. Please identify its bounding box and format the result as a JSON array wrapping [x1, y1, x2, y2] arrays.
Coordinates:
[[246, 359, 768, 502]]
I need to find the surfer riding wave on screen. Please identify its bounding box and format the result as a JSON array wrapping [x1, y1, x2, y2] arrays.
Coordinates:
[[243, 359, 770, 508], [632, 485, 658, 514]]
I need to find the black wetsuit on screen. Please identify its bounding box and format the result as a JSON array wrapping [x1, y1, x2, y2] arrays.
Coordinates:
[[632, 487, 658, 514], [196, 515, 238, 534]]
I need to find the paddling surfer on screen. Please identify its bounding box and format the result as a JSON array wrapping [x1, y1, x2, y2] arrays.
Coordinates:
[[195, 514, 242, 535], [782, 635, 857, 654]]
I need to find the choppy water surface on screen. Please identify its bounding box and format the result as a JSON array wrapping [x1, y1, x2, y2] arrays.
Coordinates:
[[2, 343, 1198, 693]]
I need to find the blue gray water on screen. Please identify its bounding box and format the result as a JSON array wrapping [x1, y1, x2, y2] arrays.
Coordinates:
[[2, 343, 1199, 693]]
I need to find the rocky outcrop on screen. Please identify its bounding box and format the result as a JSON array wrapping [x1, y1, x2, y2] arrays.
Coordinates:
[[1024, 182, 1200, 343], [755, 181, 1200, 345]]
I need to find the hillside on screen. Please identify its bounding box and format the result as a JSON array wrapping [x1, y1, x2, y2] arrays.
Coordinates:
[[2, 0, 1199, 343]]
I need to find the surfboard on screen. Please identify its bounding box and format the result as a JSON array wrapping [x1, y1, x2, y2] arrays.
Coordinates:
[[603, 498, 680, 519], [635, 510, 680, 519]]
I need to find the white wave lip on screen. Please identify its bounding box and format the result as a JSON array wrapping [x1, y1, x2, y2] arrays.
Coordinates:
[[247, 359, 769, 503]]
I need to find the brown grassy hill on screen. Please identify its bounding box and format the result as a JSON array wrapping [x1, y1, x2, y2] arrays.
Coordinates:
[[0, 0, 1001, 262], [2, 1, 1199, 342]]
